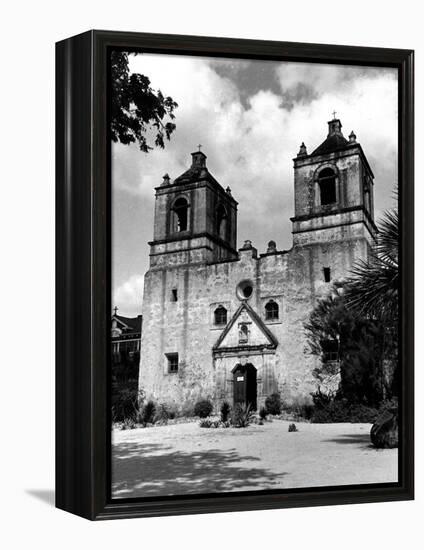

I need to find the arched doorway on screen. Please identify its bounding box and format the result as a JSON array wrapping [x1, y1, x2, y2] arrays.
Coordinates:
[[232, 363, 257, 410]]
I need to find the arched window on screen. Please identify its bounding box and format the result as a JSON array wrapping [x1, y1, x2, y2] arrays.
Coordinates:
[[214, 305, 227, 326], [265, 300, 279, 321], [216, 204, 227, 240], [172, 197, 189, 232], [318, 168, 337, 206]]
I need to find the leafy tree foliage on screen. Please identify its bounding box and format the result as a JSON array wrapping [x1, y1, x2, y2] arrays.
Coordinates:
[[111, 347, 141, 422], [344, 200, 399, 396], [305, 289, 387, 405], [111, 51, 178, 152], [111, 383, 143, 422], [305, 193, 399, 405]]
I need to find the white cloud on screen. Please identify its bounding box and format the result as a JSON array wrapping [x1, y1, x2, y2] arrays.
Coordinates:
[[113, 274, 144, 317], [112, 54, 398, 308], [275, 63, 379, 101]]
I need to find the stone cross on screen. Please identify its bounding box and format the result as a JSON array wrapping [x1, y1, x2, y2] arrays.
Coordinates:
[[332, 110, 337, 119], [113, 306, 118, 316], [198, 144, 202, 152]]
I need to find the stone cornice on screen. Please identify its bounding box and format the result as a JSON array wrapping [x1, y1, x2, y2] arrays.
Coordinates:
[[148, 231, 239, 255], [291, 205, 378, 234]]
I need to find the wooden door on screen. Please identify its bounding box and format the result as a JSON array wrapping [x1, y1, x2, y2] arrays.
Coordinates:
[[245, 364, 257, 410], [233, 366, 246, 405], [233, 363, 257, 409]]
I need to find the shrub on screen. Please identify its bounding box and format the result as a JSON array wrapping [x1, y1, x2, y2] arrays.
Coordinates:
[[232, 403, 254, 428], [121, 417, 136, 430], [194, 399, 214, 418], [180, 401, 195, 418], [284, 396, 315, 420], [199, 418, 213, 428], [288, 423, 298, 432], [111, 385, 143, 422], [199, 418, 231, 429], [370, 404, 398, 448], [298, 404, 315, 420], [310, 391, 379, 423], [379, 397, 398, 414], [311, 388, 334, 408], [154, 402, 178, 424], [154, 403, 169, 424], [199, 418, 221, 428], [265, 393, 282, 415], [220, 401, 231, 423], [259, 406, 268, 421], [140, 400, 156, 426], [348, 404, 380, 423]]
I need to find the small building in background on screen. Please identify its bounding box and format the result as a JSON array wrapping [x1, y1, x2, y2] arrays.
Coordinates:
[[111, 309, 143, 380]]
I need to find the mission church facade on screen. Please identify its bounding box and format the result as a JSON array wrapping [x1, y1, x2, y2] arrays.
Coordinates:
[[138, 118, 378, 410]]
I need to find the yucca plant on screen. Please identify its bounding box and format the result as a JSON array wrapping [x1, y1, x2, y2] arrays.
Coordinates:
[[232, 403, 255, 428]]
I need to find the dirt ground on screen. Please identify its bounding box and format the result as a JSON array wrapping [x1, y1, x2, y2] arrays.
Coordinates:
[[111, 419, 398, 498]]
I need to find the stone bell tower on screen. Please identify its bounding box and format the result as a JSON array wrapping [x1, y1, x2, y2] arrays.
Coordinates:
[[140, 150, 239, 404], [290, 117, 378, 285], [148, 149, 238, 268]]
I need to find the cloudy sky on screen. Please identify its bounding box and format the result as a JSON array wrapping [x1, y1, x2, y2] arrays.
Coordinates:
[[112, 53, 398, 316]]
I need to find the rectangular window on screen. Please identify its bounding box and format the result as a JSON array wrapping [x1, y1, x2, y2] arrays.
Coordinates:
[[321, 339, 339, 363], [166, 353, 179, 373], [171, 288, 178, 301], [323, 267, 331, 282]]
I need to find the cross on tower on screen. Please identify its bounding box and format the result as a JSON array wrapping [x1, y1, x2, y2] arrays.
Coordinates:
[[332, 110, 337, 119], [197, 144, 202, 152], [113, 306, 118, 316]]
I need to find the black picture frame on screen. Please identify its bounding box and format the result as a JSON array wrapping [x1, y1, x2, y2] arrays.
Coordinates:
[[56, 30, 414, 521]]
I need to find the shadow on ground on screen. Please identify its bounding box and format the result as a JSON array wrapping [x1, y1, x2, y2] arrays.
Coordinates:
[[323, 433, 374, 448], [26, 489, 55, 506], [112, 441, 288, 498]]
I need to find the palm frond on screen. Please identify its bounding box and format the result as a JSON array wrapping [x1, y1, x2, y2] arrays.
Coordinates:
[[344, 256, 398, 320], [344, 200, 399, 322], [376, 208, 398, 264]]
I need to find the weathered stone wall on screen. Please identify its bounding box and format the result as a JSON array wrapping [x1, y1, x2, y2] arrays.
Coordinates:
[[152, 178, 238, 263], [138, 135, 377, 412], [294, 148, 369, 218], [139, 222, 370, 411]]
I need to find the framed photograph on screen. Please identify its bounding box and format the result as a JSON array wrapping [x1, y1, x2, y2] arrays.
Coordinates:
[[56, 30, 414, 520]]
